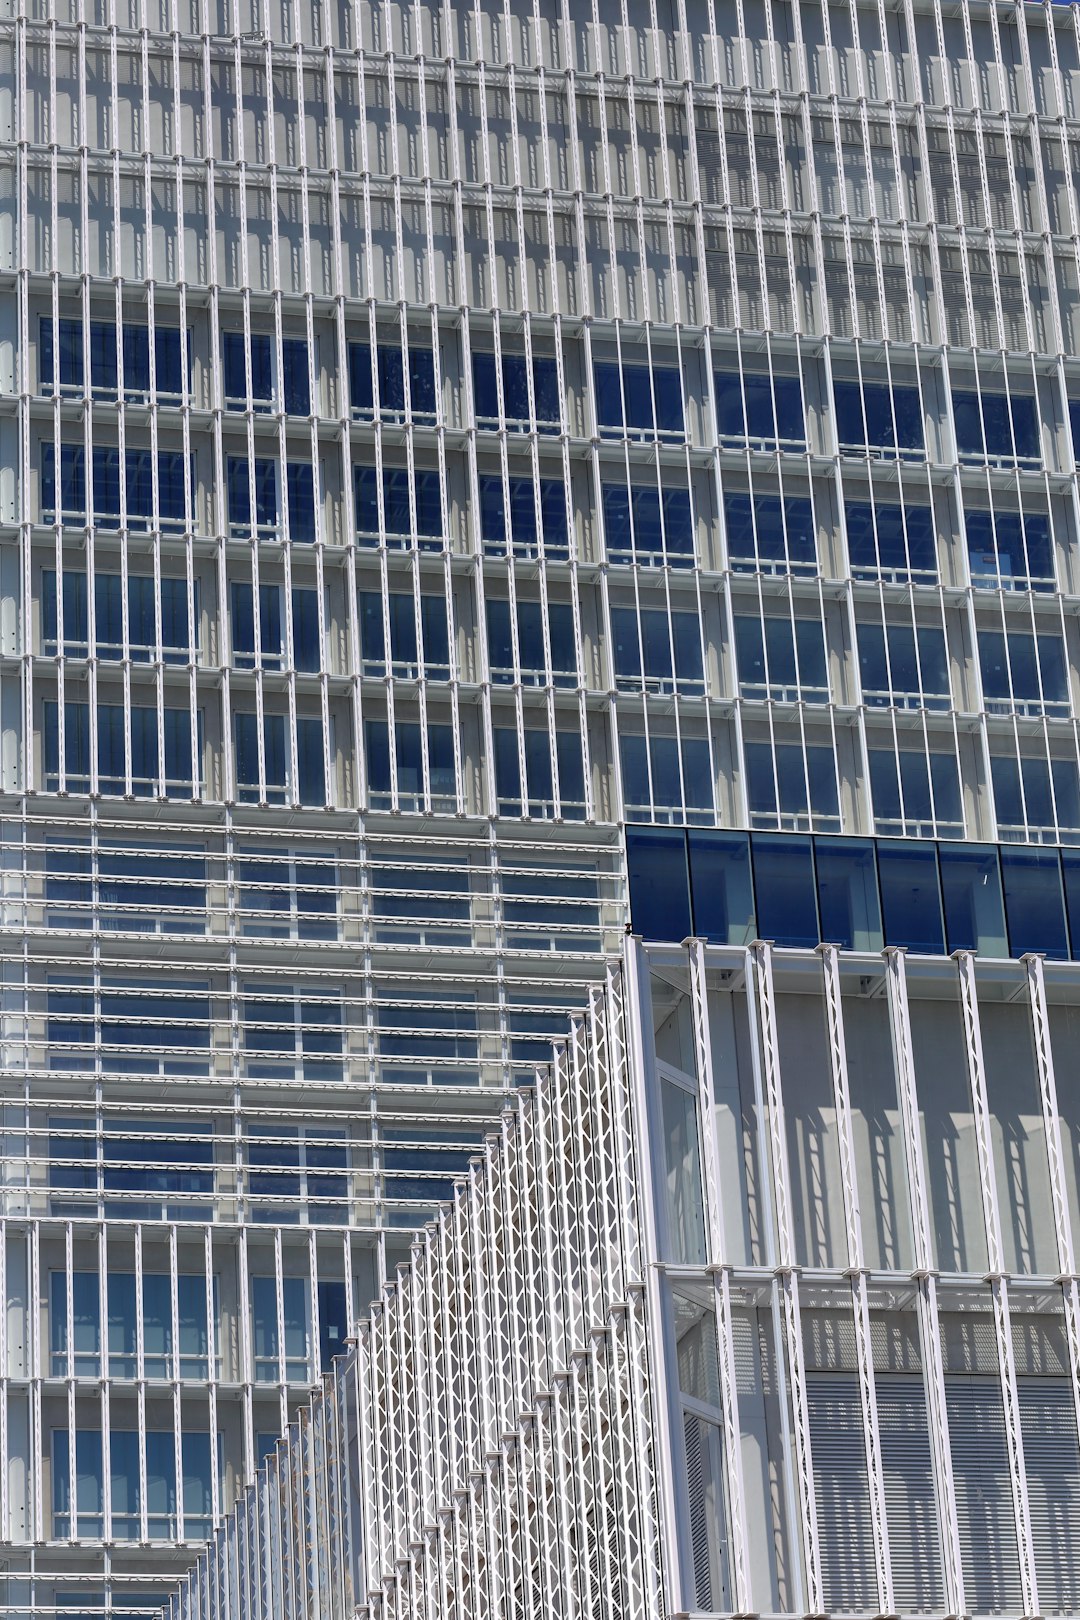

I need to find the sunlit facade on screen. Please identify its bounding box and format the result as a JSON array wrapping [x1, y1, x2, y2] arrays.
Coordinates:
[[163, 937, 1080, 1620], [4, 0, 1080, 1612]]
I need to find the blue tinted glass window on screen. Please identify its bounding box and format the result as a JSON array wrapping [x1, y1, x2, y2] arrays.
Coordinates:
[[42, 444, 84, 518], [40, 318, 85, 390], [42, 571, 89, 650], [877, 841, 944, 952], [555, 731, 585, 812], [953, 390, 1039, 460], [227, 458, 278, 531], [157, 452, 188, 524], [231, 582, 279, 664], [413, 471, 443, 538], [594, 363, 626, 430], [532, 357, 560, 424], [91, 449, 121, 527], [498, 354, 531, 420], [378, 345, 435, 415], [752, 834, 818, 948], [595, 362, 680, 437], [95, 575, 123, 655], [494, 727, 522, 805], [815, 837, 883, 951], [222, 331, 247, 400], [608, 485, 677, 559], [833, 381, 867, 447], [348, 343, 374, 413], [89, 322, 118, 391], [159, 577, 190, 658], [286, 462, 315, 543], [966, 509, 1053, 591], [472, 351, 499, 419], [687, 831, 755, 945], [1061, 852, 1080, 955], [506, 479, 539, 550], [724, 493, 817, 572], [126, 575, 156, 656], [940, 845, 1007, 957], [834, 381, 924, 454], [297, 717, 325, 806], [716, 371, 804, 446], [846, 502, 937, 580], [364, 719, 391, 795], [358, 593, 386, 665], [44, 701, 91, 786], [155, 326, 184, 396], [419, 595, 449, 670], [626, 827, 691, 943], [123, 451, 154, 524], [281, 339, 311, 415], [122, 325, 151, 393], [292, 590, 320, 672], [235, 712, 286, 800], [1001, 847, 1067, 959], [523, 730, 553, 802], [652, 368, 684, 433], [251, 334, 273, 401], [353, 466, 378, 534]]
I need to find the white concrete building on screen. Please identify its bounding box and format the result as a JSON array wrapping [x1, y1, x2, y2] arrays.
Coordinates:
[[2, 0, 1080, 1610], [164, 935, 1080, 1620]]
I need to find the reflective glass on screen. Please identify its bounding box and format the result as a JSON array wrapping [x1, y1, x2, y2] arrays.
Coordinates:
[[715, 370, 805, 446], [751, 834, 818, 947], [814, 837, 883, 950], [940, 845, 1008, 956], [281, 339, 310, 415], [846, 502, 937, 580], [833, 380, 923, 454], [687, 831, 755, 945], [877, 840, 945, 952], [594, 361, 683, 436], [966, 509, 1054, 591], [1001, 846, 1068, 959], [953, 390, 1039, 460], [626, 826, 692, 943], [286, 462, 316, 542], [724, 493, 817, 573], [1061, 851, 1080, 955]]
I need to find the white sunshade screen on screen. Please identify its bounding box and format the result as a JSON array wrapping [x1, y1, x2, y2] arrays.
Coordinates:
[[946, 1378, 1023, 1615], [1017, 1379, 1080, 1614], [808, 1372, 947, 1615]]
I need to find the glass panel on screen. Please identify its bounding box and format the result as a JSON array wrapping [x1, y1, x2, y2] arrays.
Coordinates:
[[1062, 850, 1080, 955], [843, 991, 915, 1270], [751, 834, 818, 948], [626, 827, 691, 942], [940, 845, 1008, 956], [659, 1075, 707, 1264], [775, 979, 849, 1266], [978, 983, 1058, 1274], [877, 841, 944, 953], [908, 980, 990, 1272], [1001, 846, 1068, 959], [688, 831, 755, 945], [814, 837, 883, 951]]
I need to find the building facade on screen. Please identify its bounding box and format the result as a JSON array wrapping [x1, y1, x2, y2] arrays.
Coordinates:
[[162, 937, 1080, 1620], [3, 0, 1080, 1612]]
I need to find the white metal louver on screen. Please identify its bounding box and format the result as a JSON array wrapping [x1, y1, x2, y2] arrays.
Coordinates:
[[683, 1410, 730, 1611], [1017, 1378, 1080, 1614], [876, 1375, 945, 1614], [806, 1376, 877, 1613], [945, 1378, 1023, 1614]]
